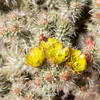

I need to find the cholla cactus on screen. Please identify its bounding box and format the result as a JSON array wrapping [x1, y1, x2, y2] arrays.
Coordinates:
[[0, 0, 100, 100]]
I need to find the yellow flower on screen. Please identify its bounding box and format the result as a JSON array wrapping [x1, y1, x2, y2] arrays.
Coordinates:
[[40, 38, 69, 64], [25, 46, 45, 68], [40, 38, 57, 49], [66, 48, 86, 73]]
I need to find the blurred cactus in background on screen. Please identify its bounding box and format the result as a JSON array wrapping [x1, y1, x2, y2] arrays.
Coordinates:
[[0, 0, 23, 13]]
